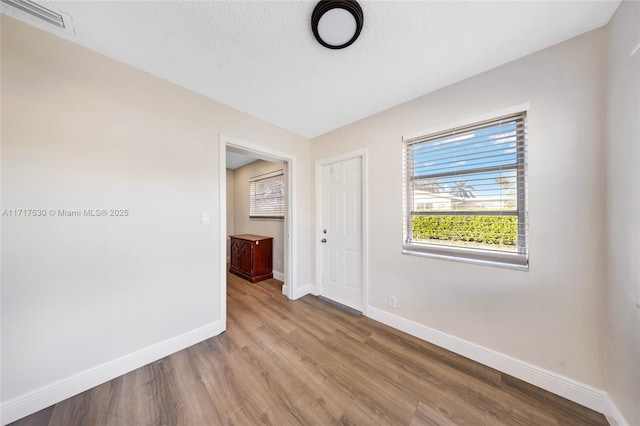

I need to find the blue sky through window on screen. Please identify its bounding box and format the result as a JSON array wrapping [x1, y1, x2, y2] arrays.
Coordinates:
[[411, 120, 521, 207]]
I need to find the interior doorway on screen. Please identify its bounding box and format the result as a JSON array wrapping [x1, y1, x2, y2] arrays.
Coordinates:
[[219, 135, 296, 326], [315, 150, 368, 314], [319, 156, 362, 311]]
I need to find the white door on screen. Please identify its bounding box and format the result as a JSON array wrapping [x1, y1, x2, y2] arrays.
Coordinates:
[[321, 157, 362, 311]]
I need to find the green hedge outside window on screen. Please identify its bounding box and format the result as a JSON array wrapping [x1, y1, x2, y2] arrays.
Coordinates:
[[412, 215, 517, 247]]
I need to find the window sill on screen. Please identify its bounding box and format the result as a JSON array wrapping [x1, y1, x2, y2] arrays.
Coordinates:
[[249, 216, 284, 221], [402, 244, 528, 271]]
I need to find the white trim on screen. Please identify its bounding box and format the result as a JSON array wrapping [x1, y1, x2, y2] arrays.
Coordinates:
[[249, 169, 284, 182], [220, 134, 296, 301], [402, 103, 531, 141], [315, 150, 369, 314], [273, 270, 285, 281], [292, 284, 315, 300], [314, 161, 322, 295], [366, 306, 609, 414], [286, 156, 296, 300], [604, 394, 630, 426], [0, 321, 223, 426], [219, 140, 228, 330], [402, 246, 528, 271], [361, 151, 369, 316]]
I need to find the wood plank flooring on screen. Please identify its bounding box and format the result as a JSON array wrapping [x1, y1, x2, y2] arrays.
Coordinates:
[[10, 272, 609, 425]]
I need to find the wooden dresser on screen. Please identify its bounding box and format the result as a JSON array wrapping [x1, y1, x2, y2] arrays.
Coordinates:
[[229, 234, 273, 283]]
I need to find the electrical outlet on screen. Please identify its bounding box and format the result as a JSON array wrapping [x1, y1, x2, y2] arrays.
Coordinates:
[[277, 261, 282, 269], [388, 295, 397, 308]]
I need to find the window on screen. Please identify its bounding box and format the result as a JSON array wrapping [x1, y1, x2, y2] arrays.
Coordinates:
[[403, 111, 528, 268], [250, 170, 285, 219]]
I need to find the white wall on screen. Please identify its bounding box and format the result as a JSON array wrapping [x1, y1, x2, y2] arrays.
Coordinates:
[[0, 16, 311, 422], [226, 168, 235, 259], [605, 1, 640, 424], [312, 28, 607, 388], [232, 160, 286, 276]]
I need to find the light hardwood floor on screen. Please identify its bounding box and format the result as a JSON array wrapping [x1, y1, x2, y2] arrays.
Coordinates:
[[11, 272, 608, 425]]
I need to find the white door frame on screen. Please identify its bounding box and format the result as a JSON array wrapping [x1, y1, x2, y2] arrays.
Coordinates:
[[315, 149, 368, 315], [219, 134, 297, 328]]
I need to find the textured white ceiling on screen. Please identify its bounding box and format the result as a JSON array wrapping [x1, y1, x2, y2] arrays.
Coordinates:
[[3, 1, 621, 138]]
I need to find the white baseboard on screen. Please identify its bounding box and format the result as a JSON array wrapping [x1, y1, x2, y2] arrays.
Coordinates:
[[273, 270, 285, 281], [1, 321, 224, 425], [366, 306, 614, 416], [603, 393, 630, 426], [292, 284, 315, 300]]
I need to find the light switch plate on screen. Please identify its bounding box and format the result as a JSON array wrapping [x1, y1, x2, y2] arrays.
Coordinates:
[[201, 212, 210, 225]]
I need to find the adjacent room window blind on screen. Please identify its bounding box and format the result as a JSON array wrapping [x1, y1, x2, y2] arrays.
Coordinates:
[[402, 111, 528, 268], [250, 170, 285, 219]]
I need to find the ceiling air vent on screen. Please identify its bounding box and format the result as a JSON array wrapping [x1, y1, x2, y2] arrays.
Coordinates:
[[1, 0, 74, 36], [2, 0, 63, 27]]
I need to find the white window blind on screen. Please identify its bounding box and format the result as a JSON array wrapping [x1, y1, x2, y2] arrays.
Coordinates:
[[403, 111, 528, 268], [250, 170, 285, 219]]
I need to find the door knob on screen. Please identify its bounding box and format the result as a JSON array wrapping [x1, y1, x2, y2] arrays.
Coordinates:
[[321, 239, 327, 243]]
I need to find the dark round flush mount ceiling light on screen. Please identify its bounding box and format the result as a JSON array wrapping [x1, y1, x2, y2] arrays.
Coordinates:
[[311, 0, 364, 50]]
